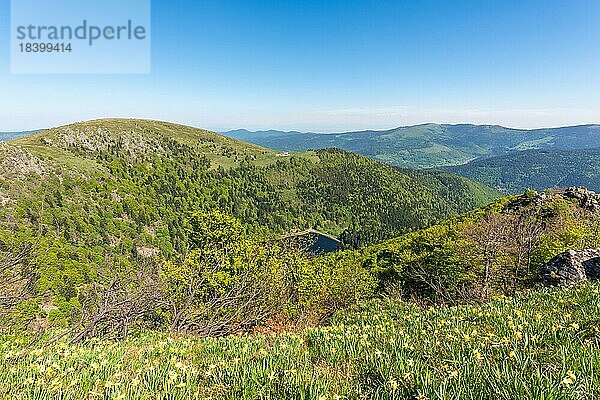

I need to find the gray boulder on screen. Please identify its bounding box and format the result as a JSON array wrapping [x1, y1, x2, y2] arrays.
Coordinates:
[[541, 249, 600, 285]]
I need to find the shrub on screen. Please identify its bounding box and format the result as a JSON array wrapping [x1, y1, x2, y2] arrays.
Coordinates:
[[296, 252, 376, 324], [161, 210, 303, 336]]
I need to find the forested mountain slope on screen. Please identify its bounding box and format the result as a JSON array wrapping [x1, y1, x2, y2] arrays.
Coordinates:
[[0, 118, 501, 331], [447, 148, 600, 193], [4, 119, 499, 249]]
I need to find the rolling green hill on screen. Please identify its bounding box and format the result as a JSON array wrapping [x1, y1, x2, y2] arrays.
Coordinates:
[[447, 148, 600, 193], [224, 124, 600, 168]]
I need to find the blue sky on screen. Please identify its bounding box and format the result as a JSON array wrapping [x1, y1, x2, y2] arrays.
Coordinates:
[[1, 0, 599, 131]]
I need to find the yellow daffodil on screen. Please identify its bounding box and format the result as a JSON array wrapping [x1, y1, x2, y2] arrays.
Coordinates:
[[562, 370, 576, 386]]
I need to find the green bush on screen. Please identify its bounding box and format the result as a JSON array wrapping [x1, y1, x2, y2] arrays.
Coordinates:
[[296, 252, 376, 324], [161, 210, 304, 335]]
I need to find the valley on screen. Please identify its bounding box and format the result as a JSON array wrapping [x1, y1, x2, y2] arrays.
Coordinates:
[[0, 130, 39, 142]]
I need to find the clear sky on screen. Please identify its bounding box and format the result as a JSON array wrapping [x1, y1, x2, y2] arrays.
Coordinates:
[[1, 0, 600, 132]]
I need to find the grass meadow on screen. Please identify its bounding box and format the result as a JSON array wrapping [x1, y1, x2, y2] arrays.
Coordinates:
[[1, 283, 599, 400]]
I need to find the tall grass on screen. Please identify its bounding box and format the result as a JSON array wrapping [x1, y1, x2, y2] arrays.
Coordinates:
[[1, 284, 599, 399]]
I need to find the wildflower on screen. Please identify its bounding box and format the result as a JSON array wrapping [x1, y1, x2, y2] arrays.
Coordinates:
[[31, 349, 43, 357], [472, 349, 483, 362], [508, 350, 516, 358], [389, 379, 399, 390], [562, 370, 576, 386], [168, 370, 179, 383], [570, 323, 580, 331], [448, 369, 459, 379], [50, 378, 62, 390], [531, 334, 538, 342]]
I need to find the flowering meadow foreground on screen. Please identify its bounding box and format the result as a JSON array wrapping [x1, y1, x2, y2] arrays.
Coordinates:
[[1, 284, 599, 400]]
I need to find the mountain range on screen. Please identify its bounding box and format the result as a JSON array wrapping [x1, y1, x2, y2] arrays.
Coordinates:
[[223, 124, 600, 169], [447, 148, 600, 193], [0, 130, 40, 141], [8, 123, 600, 197]]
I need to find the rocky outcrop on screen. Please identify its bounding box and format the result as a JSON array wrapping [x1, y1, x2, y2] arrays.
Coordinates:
[[541, 249, 600, 285], [536, 187, 600, 211], [0, 142, 47, 179], [561, 187, 600, 211], [506, 187, 600, 213]]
